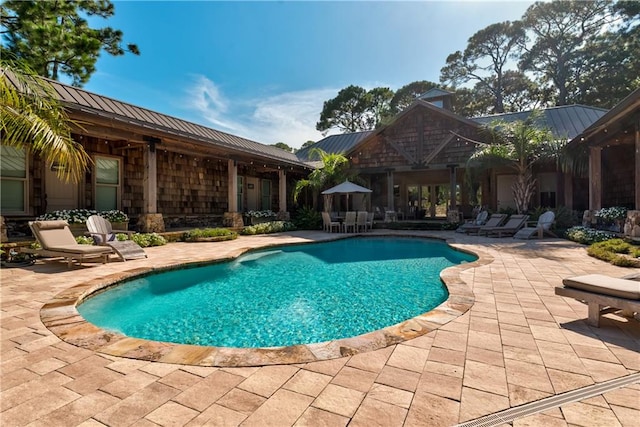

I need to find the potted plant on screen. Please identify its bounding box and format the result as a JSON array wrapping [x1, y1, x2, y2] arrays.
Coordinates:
[[36, 209, 129, 235], [595, 207, 627, 232], [244, 210, 276, 225]]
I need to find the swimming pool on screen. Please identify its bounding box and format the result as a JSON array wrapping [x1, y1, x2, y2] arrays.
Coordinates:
[[78, 237, 476, 348]]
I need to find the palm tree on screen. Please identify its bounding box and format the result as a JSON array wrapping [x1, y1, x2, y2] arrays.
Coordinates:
[[469, 113, 563, 214], [293, 148, 351, 209], [1, 56, 90, 183]]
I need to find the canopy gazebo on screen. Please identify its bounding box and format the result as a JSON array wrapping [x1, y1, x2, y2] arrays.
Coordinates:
[[321, 180, 372, 212]]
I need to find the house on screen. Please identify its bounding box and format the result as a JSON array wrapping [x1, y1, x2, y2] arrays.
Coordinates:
[[0, 73, 311, 238], [300, 89, 610, 218]]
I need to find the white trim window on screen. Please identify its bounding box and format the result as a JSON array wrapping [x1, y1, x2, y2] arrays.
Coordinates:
[[0, 145, 28, 214], [94, 155, 121, 211]]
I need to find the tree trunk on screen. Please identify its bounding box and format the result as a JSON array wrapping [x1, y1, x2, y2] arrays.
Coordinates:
[[512, 170, 536, 214]]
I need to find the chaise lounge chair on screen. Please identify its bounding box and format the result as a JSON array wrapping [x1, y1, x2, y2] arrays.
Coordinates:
[[26, 220, 113, 268], [462, 213, 507, 235], [86, 215, 147, 261], [479, 214, 529, 237], [555, 274, 640, 327], [513, 210, 556, 239], [455, 210, 489, 233]]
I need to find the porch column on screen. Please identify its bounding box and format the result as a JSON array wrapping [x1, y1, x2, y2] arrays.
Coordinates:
[[139, 138, 164, 232], [589, 146, 602, 210], [448, 165, 457, 210], [228, 159, 238, 212], [386, 170, 394, 210], [563, 172, 573, 210], [278, 169, 287, 213], [635, 122, 640, 210]]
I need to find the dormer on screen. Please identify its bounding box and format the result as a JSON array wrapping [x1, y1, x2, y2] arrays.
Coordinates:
[[417, 88, 454, 110]]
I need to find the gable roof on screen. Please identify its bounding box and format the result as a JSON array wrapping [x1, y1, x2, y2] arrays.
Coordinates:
[[296, 131, 373, 161], [418, 88, 454, 100], [4, 69, 307, 167], [472, 105, 608, 140]]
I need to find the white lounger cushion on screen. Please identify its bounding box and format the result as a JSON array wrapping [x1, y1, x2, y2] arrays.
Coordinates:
[[562, 274, 640, 300]]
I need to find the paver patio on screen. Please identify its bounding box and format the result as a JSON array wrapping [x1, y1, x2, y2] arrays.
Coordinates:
[[1, 230, 638, 426]]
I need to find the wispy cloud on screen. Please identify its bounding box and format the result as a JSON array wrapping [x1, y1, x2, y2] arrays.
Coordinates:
[[183, 75, 337, 148]]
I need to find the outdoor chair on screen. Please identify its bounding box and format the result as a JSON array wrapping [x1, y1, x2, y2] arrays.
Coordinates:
[[343, 211, 357, 233], [555, 273, 640, 327], [26, 220, 113, 268], [356, 211, 368, 232], [86, 215, 147, 261], [461, 213, 507, 235], [479, 214, 529, 237], [513, 210, 557, 239], [322, 211, 341, 233], [384, 207, 397, 222], [455, 210, 489, 233], [365, 211, 375, 231]]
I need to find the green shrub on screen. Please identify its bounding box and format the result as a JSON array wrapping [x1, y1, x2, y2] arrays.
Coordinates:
[[565, 226, 617, 245], [130, 233, 167, 247], [75, 235, 95, 245], [182, 228, 238, 241], [292, 206, 322, 230], [240, 221, 297, 235], [586, 239, 640, 267]]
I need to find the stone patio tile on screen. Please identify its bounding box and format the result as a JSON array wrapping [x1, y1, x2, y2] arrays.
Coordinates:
[[139, 362, 180, 377], [560, 401, 622, 427], [439, 319, 469, 334], [180, 365, 217, 377], [368, 383, 414, 409], [375, 366, 421, 392], [1, 386, 81, 426], [424, 360, 464, 378], [1, 370, 72, 411], [303, 357, 349, 376], [184, 403, 246, 427], [546, 369, 594, 394], [242, 389, 313, 427], [538, 347, 588, 375], [466, 346, 504, 367], [603, 386, 640, 409], [571, 343, 621, 363], [427, 347, 466, 366], [469, 316, 500, 334], [312, 384, 365, 418], [463, 360, 508, 396], [31, 391, 119, 427], [500, 329, 537, 350], [608, 345, 640, 371], [402, 333, 434, 350], [386, 344, 430, 373], [106, 359, 150, 375], [145, 401, 199, 427], [530, 325, 570, 344], [215, 388, 266, 415], [174, 370, 244, 411], [504, 358, 554, 393], [432, 330, 467, 352], [610, 404, 640, 427], [331, 365, 377, 393], [283, 369, 332, 397], [580, 358, 631, 382], [0, 367, 39, 391], [28, 357, 68, 375], [238, 365, 299, 398], [346, 346, 394, 373], [221, 366, 259, 378], [158, 369, 203, 390], [350, 396, 408, 427], [64, 366, 125, 394], [293, 407, 349, 427], [99, 370, 158, 399], [513, 412, 568, 426], [502, 345, 544, 365], [56, 354, 113, 379], [404, 391, 459, 427], [508, 384, 552, 407], [467, 330, 502, 352], [77, 418, 111, 426], [94, 382, 179, 426], [417, 371, 462, 401], [458, 387, 510, 422], [497, 311, 529, 327]]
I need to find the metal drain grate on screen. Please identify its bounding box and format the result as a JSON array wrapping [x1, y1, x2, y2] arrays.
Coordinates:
[[455, 372, 640, 427]]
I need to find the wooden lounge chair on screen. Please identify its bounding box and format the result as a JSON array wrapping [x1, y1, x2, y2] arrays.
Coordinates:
[[555, 274, 640, 327], [513, 210, 556, 239], [26, 220, 113, 268], [86, 215, 147, 261], [462, 213, 507, 235], [321, 211, 340, 233], [455, 210, 488, 233], [479, 214, 529, 237]]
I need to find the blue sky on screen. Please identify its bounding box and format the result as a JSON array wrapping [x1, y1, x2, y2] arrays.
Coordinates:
[[84, 1, 535, 149]]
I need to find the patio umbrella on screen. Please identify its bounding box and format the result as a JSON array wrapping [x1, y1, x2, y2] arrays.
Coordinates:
[[321, 180, 372, 211]]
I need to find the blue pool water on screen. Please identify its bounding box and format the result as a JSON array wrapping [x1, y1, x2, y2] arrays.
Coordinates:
[[78, 237, 476, 348]]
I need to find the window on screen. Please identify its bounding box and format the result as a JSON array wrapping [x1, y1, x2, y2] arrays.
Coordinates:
[[261, 179, 271, 210], [0, 146, 28, 214], [95, 156, 121, 211]]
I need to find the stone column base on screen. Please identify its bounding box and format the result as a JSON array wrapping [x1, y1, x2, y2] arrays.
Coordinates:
[[624, 210, 640, 238], [0, 216, 7, 243], [223, 212, 244, 228], [138, 213, 165, 233]]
